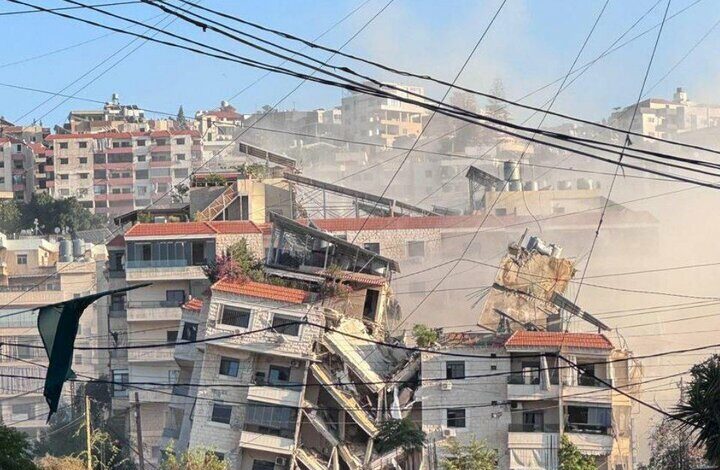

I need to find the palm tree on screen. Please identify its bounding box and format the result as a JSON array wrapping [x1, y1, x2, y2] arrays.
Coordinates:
[[674, 354, 720, 465]]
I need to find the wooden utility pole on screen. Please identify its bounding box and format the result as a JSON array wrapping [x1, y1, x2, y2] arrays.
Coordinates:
[[85, 393, 92, 470], [134, 392, 146, 470]]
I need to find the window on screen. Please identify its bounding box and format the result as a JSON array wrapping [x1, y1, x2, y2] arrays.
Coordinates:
[[16, 254, 27, 265], [12, 404, 35, 421], [79, 157, 87, 164], [155, 139, 167, 146], [181, 322, 198, 342], [363, 242, 380, 254], [219, 357, 239, 377], [59, 142, 68, 149], [268, 365, 291, 385], [112, 370, 129, 397], [175, 153, 186, 161], [175, 138, 185, 145], [80, 173, 88, 179], [447, 408, 466, 428], [59, 174, 69, 180], [407, 240, 425, 258], [220, 306, 250, 328], [252, 461, 275, 470], [137, 155, 146, 162], [166, 330, 178, 343], [137, 139, 146, 147], [495, 208, 508, 216], [173, 169, 189, 178], [59, 189, 70, 196], [60, 158, 68, 165], [446, 361, 465, 380], [79, 141, 88, 149], [94, 169, 107, 179], [135, 170, 149, 180], [211, 403, 232, 424], [166, 290, 185, 305], [272, 314, 300, 336]]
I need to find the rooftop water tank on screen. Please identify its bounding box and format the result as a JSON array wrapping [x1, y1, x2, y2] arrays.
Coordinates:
[[503, 161, 521, 182], [59, 239, 72, 262], [72, 238, 85, 259]]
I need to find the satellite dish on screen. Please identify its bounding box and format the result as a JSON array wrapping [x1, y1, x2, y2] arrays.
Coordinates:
[[54, 227, 61, 234]]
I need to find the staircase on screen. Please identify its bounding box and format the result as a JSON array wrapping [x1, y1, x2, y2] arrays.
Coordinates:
[[195, 182, 239, 221]]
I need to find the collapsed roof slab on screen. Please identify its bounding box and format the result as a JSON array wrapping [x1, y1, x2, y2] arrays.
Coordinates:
[[477, 249, 575, 331], [310, 363, 378, 437]]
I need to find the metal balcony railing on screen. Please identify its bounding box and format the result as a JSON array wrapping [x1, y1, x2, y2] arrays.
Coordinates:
[[578, 376, 613, 387], [127, 300, 183, 309], [565, 423, 611, 435], [508, 423, 561, 433], [126, 259, 190, 269]]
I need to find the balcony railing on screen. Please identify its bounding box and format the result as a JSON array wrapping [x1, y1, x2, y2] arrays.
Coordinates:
[[128, 300, 184, 309], [578, 376, 612, 387], [508, 423, 560, 433], [566, 423, 611, 435], [126, 259, 190, 269]]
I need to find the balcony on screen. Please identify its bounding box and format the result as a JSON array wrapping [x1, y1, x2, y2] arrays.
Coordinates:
[[239, 430, 294, 454], [0, 289, 70, 306], [150, 145, 171, 153], [127, 301, 182, 322], [125, 260, 206, 282], [127, 346, 175, 363], [107, 192, 134, 201], [134, 388, 172, 403], [507, 374, 559, 401], [564, 378, 613, 405], [247, 386, 302, 407], [507, 424, 613, 456]]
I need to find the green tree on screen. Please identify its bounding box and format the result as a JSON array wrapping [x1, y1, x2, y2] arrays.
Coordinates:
[[160, 442, 228, 470], [559, 435, 597, 470], [0, 423, 38, 470], [376, 418, 426, 469], [202, 174, 227, 187], [675, 354, 720, 465], [21, 193, 104, 234], [0, 200, 21, 234], [176, 105, 187, 129], [440, 438, 497, 470], [640, 417, 705, 470], [226, 239, 263, 280], [412, 324, 439, 348]]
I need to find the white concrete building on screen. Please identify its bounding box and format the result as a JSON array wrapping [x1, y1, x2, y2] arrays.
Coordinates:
[[421, 330, 634, 470]]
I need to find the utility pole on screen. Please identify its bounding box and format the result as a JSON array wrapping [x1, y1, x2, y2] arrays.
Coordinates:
[[85, 393, 92, 470], [134, 392, 146, 470]]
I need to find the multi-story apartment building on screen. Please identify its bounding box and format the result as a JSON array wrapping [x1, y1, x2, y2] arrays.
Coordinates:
[[0, 234, 108, 435], [195, 101, 245, 160], [66, 93, 146, 133], [608, 87, 720, 138], [119, 220, 266, 463], [157, 215, 412, 470], [45, 129, 202, 215], [421, 330, 635, 470], [342, 83, 428, 148], [0, 137, 50, 202]]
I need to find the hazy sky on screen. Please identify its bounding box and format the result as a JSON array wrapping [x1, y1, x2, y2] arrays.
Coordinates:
[[1, 0, 719, 127]]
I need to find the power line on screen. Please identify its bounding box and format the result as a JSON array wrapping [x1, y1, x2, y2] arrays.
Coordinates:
[[575, 0, 673, 305], [0, 0, 142, 16]]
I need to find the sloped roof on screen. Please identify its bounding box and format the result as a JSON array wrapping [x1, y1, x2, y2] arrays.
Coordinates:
[[124, 221, 262, 238], [505, 331, 613, 351], [212, 278, 308, 304], [182, 297, 204, 312]]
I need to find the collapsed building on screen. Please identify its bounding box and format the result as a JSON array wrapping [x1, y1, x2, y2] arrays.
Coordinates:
[[420, 235, 638, 470], [159, 212, 421, 470]]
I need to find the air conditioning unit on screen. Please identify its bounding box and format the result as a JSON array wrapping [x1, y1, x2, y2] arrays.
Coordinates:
[[442, 428, 456, 438], [510, 401, 519, 409], [290, 359, 301, 368], [440, 381, 453, 391], [275, 457, 288, 466]]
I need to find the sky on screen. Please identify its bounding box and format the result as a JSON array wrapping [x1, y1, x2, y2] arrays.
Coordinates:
[[1, 0, 720, 128]]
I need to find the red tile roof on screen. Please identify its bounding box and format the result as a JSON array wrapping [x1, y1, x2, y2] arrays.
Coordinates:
[[312, 268, 387, 286], [212, 278, 308, 304], [46, 129, 198, 140], [124, 221, 263, 238], [505, 331, 613, 350], [182, 297, 204, 312], [210, 221, 263, 234], [125, 222, 217, 237]]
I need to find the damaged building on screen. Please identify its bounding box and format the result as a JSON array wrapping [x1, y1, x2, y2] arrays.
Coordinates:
[[160, 212, 421, 470]]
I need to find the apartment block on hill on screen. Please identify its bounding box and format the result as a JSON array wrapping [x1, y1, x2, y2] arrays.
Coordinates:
[[0, 234, 107, 435], [45, 129, 201, 215]]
